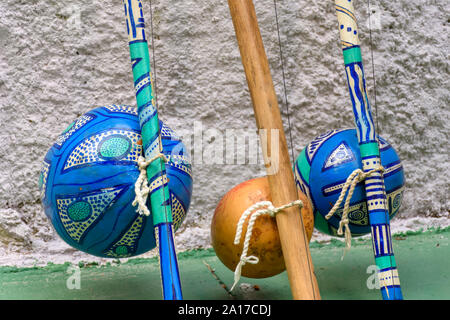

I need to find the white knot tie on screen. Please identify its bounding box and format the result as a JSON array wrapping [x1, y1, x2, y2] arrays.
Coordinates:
[[325, 166, 385, 257], [132, 154, 168, 216], [230, 200, 303, 291]]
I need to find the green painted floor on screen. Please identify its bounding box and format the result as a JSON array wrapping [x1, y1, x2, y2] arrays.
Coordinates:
[[0, 228, 448, 300]]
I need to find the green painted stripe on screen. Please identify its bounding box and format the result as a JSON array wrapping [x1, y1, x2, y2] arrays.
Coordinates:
[[130, 43, 154, 108], [130, 42, 150, 76], [130, 41, 172, 226], [343, 46, 362, 65], [297, 148, 310, 184], [376, 255, 397, 269], [153, 209, 172, 226], [359, 142, 380, 158]]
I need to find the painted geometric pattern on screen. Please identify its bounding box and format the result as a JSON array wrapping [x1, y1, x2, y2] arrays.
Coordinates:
[[371, 224, 393, 257], [56, 186, 124, 243], [384, 162, 403, 177], [104, 215, 145, 258], [167, 154, 192, 176], [39, 160, 50, 199], [346, 63, 376, 143], [125, 0, 146, 42], [378, 136, 390, 151], [362, 157, 387, 211], [306, 129, 345, 164], [388, 186, 404, 214], [323, 182, 347, 196], [144, 137, 162, 159], [102, 104, 182, 142], [333, 202, 369, 226], [102, 104, 138, 115], [322, 159, 399, 197], [171, 193, 186, 231], [379, 269, 400, 287], [161, 123, 178, 139], [366, 195, 387, 212], [138, 100, 158, 127], [149, 174, 169, 193], [322, 178, 403, 228], [135, 74, 151, 96], [63, 130, 142, 170], [322, 142, 355, 171], [365, 179, 386, 200], [55, 114, 94, 148], [335, 0, 360, 48]]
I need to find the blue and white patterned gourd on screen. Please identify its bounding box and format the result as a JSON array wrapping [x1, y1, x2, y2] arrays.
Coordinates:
[[39, 105, 193, 258], [294, 129, 404, 237]]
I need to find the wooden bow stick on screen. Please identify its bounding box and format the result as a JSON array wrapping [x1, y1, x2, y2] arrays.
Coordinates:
[[228, 0, 320, 300], [123, 0, 182, 300], [333, 0, 402, 299]]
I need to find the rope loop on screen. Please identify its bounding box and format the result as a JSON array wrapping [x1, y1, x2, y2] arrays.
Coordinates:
[[325, 165, 385, 255], [230, 199, 303, 291], [132, 154, 168, 216]]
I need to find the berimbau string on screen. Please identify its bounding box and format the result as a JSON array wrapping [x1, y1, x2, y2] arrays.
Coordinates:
[[273, 0, 296, 165], [366, 0, 399, 299], [148, 0, 179, 299], [148, 0, 159, 110], [122, 0, 182, 300], [367, 0, 380, 133], [273, 0, 319, 299]]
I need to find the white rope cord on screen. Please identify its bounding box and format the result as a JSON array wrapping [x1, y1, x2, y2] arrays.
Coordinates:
[[230, 200, 303, 291], [132, 154, 168, 216], [325, 166, 385, 253]]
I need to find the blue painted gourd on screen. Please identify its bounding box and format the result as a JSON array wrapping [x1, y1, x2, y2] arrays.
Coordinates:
[[39, 105, 193, 258], [294, 129, 404, 237]]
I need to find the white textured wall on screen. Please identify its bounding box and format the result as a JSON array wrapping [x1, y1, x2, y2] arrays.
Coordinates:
[[0, 0, 448, 265]]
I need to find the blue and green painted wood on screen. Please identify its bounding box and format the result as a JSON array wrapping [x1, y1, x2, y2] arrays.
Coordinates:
[[334, 0, 402, 299], [123, 0, 182, 300]]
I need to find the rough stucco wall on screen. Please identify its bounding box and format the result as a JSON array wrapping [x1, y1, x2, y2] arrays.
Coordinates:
[[0, 0, 448, 265]]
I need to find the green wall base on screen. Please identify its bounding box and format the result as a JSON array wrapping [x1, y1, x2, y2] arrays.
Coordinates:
[[0, 228, 448, 300]]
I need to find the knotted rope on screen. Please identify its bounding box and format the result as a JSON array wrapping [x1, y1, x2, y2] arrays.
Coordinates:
[[325, 166, 385, 254], [132, 154, 168, 216], [230, 200, 303, 291]]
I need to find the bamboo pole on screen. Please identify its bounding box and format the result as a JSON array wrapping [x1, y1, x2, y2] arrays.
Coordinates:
[[227, 0, 320, 300]]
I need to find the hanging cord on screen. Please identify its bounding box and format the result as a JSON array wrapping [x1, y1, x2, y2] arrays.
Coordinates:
[[230, 200, 303, 291], [324, 166, 384, 257], [133, 154, 169, 216]]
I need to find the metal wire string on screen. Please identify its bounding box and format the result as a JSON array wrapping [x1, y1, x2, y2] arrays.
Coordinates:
[[273, 0, 319, 299]]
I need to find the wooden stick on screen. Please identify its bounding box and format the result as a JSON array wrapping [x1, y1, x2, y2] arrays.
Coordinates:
[[227, 0, 320, 300]]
